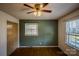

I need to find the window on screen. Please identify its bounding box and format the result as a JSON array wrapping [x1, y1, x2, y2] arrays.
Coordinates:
[[66, 19, 79, 49], [25, 23, 38, 36]]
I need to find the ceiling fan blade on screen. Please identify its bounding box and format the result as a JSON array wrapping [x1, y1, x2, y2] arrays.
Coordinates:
[[43, 3, 48, 7], [24, 4, 34, 9], [27, 11, 34, 14], [42, 10, 52, 13]]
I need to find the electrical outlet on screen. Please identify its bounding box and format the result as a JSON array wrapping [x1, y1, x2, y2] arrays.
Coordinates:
[[40, 42, 42, 45]]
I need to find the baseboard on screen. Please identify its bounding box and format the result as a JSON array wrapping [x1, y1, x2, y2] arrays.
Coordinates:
[[19, 46, 58, 48]]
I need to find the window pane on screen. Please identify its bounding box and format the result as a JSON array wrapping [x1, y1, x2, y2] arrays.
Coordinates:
[[75, 36, 79, 48], [66, 19, 79, 49], [25, 23, 38, 36], [68, 35, 76, 46]]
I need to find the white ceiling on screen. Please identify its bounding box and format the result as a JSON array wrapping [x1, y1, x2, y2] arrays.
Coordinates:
[[0, 3, 79, 20]]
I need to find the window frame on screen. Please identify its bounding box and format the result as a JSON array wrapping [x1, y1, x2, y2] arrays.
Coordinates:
[[65, 17, 79, 50], [25, 23, 38, 36]]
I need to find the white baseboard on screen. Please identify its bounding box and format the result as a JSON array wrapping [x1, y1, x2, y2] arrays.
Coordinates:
[[19, 46, 58, 48]]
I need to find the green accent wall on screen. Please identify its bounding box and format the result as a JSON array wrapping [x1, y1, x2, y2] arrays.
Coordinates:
[[19, 20, 58, 46]]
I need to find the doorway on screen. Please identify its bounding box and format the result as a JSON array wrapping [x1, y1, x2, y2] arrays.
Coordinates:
[[7, 21, 18, 55]]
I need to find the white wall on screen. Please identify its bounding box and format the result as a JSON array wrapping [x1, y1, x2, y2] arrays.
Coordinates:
[[58, 9, 79, 55], [0, 10, 19, 56]]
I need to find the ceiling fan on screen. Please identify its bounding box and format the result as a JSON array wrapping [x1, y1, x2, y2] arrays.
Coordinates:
[[24, 3, 52, 16]]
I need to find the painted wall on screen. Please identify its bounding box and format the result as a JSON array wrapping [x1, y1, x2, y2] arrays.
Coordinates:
[[0, 10, 19, 56], [58, 9, 79, 55], [20, 20, 58, 47]]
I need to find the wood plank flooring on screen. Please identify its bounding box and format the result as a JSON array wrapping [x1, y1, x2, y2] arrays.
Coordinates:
[[10, 47, 67, 56]]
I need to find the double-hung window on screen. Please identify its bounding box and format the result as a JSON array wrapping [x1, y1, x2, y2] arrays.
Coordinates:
[[65, 19, 79, 49]]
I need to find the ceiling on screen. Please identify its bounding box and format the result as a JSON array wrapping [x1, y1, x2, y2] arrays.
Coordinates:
[[0, 3, 79, 20]]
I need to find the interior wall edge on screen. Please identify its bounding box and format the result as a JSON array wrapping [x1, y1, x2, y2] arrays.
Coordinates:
[[58, 9, 79, 56], [0, 10, 19, 56]]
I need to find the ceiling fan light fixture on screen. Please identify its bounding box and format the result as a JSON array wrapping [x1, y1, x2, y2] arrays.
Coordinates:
[[24, 3, 51, 16], [40, 4, 43, 8], [34, 12, 37, 16], [37, 11, 42, 16], [34, 11, 42, 16]]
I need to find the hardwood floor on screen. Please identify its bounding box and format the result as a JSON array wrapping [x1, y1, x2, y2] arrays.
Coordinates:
[[10, 47, 67, 56]]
